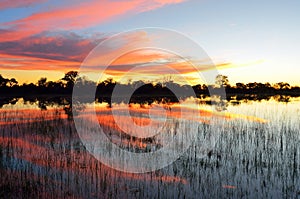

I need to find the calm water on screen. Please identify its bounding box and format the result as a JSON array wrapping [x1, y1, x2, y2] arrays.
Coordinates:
[[0, 97, 299, 198]]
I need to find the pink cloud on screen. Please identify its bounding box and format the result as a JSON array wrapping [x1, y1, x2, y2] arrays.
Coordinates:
[[0, 32, 103, 71], [0, 0, 46, 10], [0, 0, 187, 42], [139, 0, 187, 12], [0, 32, 100, 62], [0, 53, 80, 71], [0, 30, 232, 82]]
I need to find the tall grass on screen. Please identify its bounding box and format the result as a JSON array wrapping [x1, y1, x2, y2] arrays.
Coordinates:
[[0, 100, 299, 198]]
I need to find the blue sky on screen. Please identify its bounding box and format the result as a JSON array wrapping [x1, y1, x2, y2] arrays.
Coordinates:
[[0, 0, 299, 85]]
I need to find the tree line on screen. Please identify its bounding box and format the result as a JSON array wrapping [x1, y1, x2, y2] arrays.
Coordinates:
[[0, 72, 300, 98]]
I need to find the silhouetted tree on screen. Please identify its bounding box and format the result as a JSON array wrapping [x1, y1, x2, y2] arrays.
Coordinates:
[[62, 71, 78, 90], [215, 75, 229, 88], [246, 82, 257, 90], [8, 78, 18, 87], [1, 72, 300, 108], [37, 77, 47, 87], [0, 75, 8, 87], [274, 82, 290, 90], [236, 83, 246, 90]]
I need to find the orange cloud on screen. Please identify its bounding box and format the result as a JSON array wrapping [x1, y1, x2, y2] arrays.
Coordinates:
[[0, 53, 80, 71], [0, 32, 99, 62], [0, 30, 234, 85], [92, 50, 228, 79], [0, 31, 103, 73], [0, 1, 188, 77]]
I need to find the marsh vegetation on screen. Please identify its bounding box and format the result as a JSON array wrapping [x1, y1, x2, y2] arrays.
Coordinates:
[[0, 97, 299, 198]]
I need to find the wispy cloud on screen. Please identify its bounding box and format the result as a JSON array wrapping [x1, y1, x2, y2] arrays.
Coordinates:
[[0, 0, 236, 83], [0, 30, 236, 81], [0, 0, 46, 10], [0, 32, 100, 62], [0, 31, 104, 71], [0, 0, 187, 42], [0, 0, 188, 74]]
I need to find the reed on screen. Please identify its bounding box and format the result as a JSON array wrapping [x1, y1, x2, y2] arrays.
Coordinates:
[[0, 99, 299, 198]]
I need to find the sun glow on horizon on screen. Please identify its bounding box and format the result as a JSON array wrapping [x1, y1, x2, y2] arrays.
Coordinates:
[[1, 58, 299, 87], [0, 0, 299, 85]]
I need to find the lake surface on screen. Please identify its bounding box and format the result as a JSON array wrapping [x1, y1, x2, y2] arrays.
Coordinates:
[[0, 96, 299, 198]]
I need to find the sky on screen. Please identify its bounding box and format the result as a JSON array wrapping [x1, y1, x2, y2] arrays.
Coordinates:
[[0, 0, 299, 85]]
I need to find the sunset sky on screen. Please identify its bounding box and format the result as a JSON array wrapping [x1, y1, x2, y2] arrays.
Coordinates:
[[0, 0, 299, 85]]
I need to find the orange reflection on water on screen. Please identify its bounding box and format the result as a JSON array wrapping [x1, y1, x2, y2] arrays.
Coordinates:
[[222, 185, 237, 189], [93, 104, 268, 127], [0, 135, 187, 185], [0, 108, 67, 125], [224, 112, 268, 123], [0, 101, 268, 193]]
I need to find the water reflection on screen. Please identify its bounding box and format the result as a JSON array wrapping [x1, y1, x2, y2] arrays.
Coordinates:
[[0, 97, 299, 198], [0, 94, 298, 111]]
